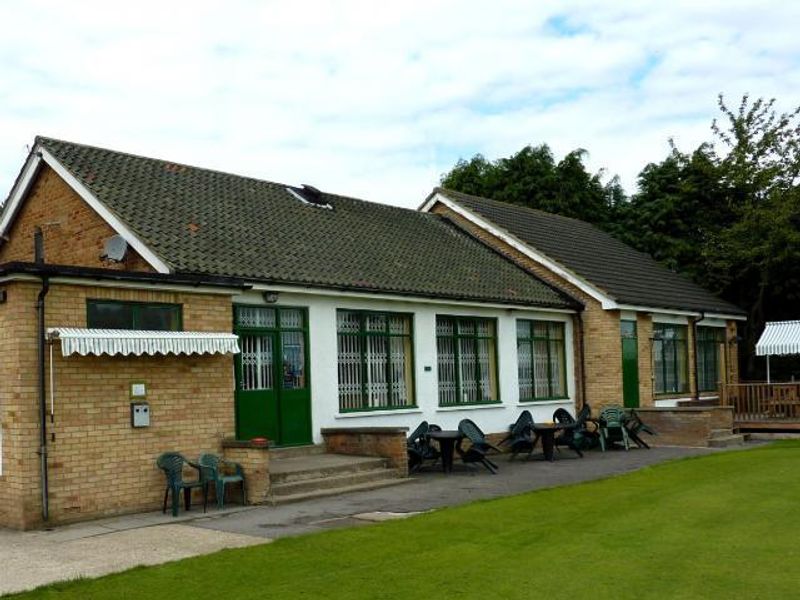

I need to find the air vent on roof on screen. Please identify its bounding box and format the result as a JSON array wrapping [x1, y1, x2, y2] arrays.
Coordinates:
[[286, 184, 333, 210]]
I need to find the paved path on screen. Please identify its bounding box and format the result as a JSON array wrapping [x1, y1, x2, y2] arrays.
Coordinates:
[[0, 445, 727, 595], [191, 445, 721, 539]]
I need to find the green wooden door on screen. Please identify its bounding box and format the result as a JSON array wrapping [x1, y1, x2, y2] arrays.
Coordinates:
[[621, 320, 640, 408], [234, 306, 312, 446]]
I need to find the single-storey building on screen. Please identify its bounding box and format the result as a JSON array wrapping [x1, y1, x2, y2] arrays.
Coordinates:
[[0, 138, 744, 529], [0, 137, 583, 528]]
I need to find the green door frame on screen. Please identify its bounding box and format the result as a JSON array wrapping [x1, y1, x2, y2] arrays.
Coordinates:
[[233, 305, 312, 446], [621, 319, 640, 408]]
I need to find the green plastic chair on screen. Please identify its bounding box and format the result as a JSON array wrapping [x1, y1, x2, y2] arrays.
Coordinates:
[[598, 406, 630, 452], [199, 453, 247, 509], [156, 452, 208, 517]]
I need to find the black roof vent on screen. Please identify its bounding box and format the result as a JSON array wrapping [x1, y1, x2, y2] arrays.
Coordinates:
[[286, 184, 332, 209]]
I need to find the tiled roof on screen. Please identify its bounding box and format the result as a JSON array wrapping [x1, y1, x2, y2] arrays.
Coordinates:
[[28, 138, 577, 308], [434, 187, 745, 315]]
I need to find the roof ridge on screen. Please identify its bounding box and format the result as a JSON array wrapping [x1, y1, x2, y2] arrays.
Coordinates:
[[435, 186, 591, 226], [36, 136, 426, 217]]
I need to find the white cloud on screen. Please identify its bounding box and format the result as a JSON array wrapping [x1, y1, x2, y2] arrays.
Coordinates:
[[0, 0, 798, 208]]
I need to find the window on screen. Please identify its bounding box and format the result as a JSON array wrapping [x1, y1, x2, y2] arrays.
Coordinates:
[[336, 310, 414, 412], [517, 320, 567, 401], [436, 316, 498, 406], [87, 300, 182, 331], [653, 324, 688, 394], [697, 326, 725, 392]]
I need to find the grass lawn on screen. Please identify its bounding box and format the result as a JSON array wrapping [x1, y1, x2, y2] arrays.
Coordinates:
[[9, 442, 800, 599]]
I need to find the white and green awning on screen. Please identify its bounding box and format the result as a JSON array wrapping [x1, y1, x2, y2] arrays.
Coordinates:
[[756, 321, 800, 357], [47, 328, 240, 357]]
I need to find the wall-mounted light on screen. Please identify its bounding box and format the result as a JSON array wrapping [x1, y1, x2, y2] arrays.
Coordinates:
[[262, 291, 279, 304]]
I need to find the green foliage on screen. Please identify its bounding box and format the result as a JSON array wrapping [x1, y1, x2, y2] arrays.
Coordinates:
[[441, 144, 623, 227], [13, 442, 800, 599]]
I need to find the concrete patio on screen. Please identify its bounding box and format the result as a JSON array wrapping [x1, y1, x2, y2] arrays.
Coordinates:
[[0, 445, 737, 596]]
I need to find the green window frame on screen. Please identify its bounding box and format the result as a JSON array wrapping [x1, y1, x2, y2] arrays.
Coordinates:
[[516, 320, 568, 402], [653, 323, 688, 395], [697, 326, 725, 392], [87, 300, 182, 331], [436, 316, 499, 406], [336, 310, 416, 412]]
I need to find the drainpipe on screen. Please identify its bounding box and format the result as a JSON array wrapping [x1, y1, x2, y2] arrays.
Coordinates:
[[692, 312, 704, 402], [577, 310, 588, 409], [34, 227, 51, 522]]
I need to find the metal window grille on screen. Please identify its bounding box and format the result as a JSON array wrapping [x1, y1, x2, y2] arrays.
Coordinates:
[[516, 320, 567, 401], [337, 310, 414, 411], [436, 316, 497, 406]]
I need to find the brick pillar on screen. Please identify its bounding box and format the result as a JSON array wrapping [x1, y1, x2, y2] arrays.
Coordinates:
[[222, 440, 270, 504]]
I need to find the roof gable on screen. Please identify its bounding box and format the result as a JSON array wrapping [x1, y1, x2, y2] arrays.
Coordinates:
[[0, 138, 577, 309], [430, 187, 745, 317]]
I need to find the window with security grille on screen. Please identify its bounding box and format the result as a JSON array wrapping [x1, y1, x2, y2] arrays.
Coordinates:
[[336, 310, 415, 412], [517, 320, 567, 401], [436, 316, 498, 406]]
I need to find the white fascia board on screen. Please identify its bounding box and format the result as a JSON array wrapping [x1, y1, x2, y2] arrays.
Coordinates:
[[247, 282, 577, 313], [423, 193, 615, 307], [36, 147, 171, 274], [0, 151, 43, 237]]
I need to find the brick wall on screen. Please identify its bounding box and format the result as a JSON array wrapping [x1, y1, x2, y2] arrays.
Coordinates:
[[0, 280, 236, 529], [0, 165, 154, 271], [634, 407, 734, 446], [321, 427, 409, 475]]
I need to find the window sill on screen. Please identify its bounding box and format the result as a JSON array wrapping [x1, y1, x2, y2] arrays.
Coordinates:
[[436, 403, 505, 413], [335, 408, 422, 419], [517, 399, 573, 406]]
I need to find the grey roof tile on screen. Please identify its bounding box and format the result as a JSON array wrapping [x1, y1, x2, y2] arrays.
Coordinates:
[[435, 187, 745, 315], [32, 137, 576, 309]]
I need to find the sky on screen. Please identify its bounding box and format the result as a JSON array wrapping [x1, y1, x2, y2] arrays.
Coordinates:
[[1, 1, 799, 208]]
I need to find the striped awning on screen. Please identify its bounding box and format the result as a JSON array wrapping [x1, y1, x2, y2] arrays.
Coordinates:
[[755, 321, 800, 356], [47, 328, 240, 357]]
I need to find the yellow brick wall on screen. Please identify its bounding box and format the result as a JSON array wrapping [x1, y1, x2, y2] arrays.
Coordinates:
[[0, 166, 154, 271], [636, 313, 654, 405], [0, 280, 236, 529]]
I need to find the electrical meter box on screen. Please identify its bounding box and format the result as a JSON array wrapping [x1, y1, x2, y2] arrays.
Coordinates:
[[131, 402, 150, 428]]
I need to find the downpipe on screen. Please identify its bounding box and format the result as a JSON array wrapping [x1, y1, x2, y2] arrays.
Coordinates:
[[34, 227, 50, 522]]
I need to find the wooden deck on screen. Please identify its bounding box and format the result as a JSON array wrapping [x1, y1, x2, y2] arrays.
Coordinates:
[[721, 382, 800, 432]]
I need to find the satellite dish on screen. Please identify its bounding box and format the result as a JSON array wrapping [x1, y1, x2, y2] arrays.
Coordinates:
[[102, 235, 128, 262]]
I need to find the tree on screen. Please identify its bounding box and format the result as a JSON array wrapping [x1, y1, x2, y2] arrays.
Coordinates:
[[440, 144, 621, 227], [620, 95, 800, 377]]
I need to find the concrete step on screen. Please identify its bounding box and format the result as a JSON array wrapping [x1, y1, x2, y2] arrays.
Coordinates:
[[269, 444, 327, 460], [708, 433, 747, 448], [271, 467, 401, 497], [271, 476, 412, 506], [270, 454, 390, 484]]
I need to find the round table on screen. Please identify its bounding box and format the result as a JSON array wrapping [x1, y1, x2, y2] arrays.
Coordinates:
[[532, 422, 576, 462], [426, 430, 463, 473]]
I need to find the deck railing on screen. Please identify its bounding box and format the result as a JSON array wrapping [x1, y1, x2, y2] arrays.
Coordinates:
[[720, 382, 800, 422]]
